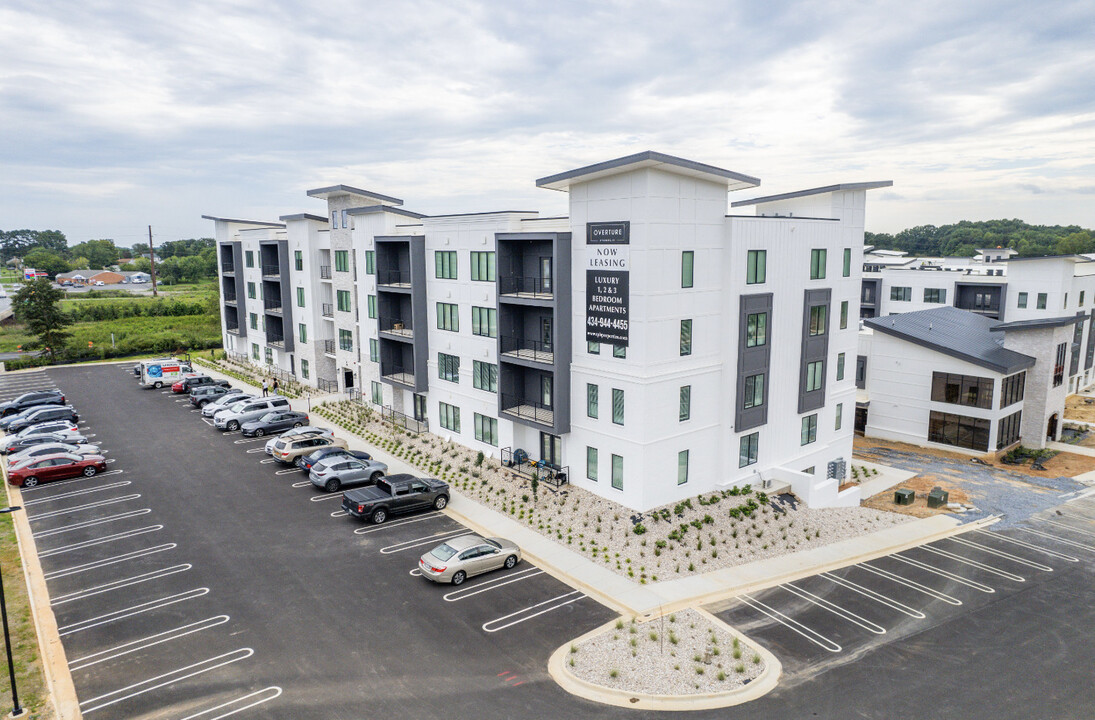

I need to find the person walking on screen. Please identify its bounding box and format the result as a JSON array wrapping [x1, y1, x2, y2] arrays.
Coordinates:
[[261, 378, 269, 397], [272, 378, 279, 395]]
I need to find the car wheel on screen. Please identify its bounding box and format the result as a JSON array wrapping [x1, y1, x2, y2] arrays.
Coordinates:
[[371, 508, 388, 524], [369, 471, 382, 484], [255, 428, 265, 437], [293, 422, 303, 427], [199, 399, 209, 407], [504, 554, 518, 569], [451, 570, 466, 586], [325, 479, 341, 493], [83, 466, 97, 477], [154, 381, 163, 389], [227, 420, 239, 431], [23, 477, 38, 488], [433, 495, 448, 510]]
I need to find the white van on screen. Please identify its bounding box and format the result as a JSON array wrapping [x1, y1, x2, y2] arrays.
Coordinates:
[[213, 396, 291, 431], [139, 359, 193, 388]]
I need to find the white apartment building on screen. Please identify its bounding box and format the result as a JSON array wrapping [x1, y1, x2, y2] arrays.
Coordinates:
[[208, 151, 891, 512]]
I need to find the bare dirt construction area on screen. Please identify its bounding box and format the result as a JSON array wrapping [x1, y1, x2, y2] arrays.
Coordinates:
[[1064, 394, 1095, 423]]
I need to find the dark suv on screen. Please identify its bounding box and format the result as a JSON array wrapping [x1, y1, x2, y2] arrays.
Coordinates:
[[0, 390, 66, 418], [172, 375, 230, 393], [5, 406, 80, 434]]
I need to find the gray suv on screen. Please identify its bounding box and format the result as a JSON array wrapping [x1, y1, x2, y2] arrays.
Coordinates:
[[213, 396, 290, 431]]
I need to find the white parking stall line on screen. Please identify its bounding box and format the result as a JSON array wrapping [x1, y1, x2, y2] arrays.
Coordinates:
[[444, 568, 544, 602], [79, 648, 255, 715], [482, 591, 586, 633], [380, 530, 472, 555], [23, 481, 132, 507], [1041, 518, 1095, 540], [33, 509, 153, 539], [160, 390, 173, 394], [891, 554, 995, 593], [45, 543, 177, 580], [736, 594, 842, 652], [245, 448, 266, 454], [222, 431, 239, 436], [105, 458, 116, 464], [201, 418, 214, 426], [779, 583, 886, 635], [291, 480, 311, 488], [20, 469, 124, 493], [178, 686, 283, 720], [857, 563, 963, 606], [274, 468, 298, 475], [84, 433, 97, 438], [1017, 527, 1095, 553], [174, 399, 190, 403], [409, 568, 422, 577], [69, 615, 231, 671], [259, 459, 277, 464], [59, 588, 210, 636], [52, 564, 192, 606], [232, 437, 264, 444], [916, 545, 1026, 582], [819, 572, 926, 619], [353, 512, 444, 535], [946, 537, 1054, 571], [973, 529, 1079, 562], [28, 494, 141, 521], [330, 510, 348, 518], [309, 493, 345, 503], [39, 525, 163, 558]]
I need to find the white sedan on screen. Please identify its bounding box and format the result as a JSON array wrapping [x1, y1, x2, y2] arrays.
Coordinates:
[[8, 442, 101, 466]]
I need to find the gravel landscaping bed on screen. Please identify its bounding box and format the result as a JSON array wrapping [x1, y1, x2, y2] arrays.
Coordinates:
[[568, 609, 765, 695]]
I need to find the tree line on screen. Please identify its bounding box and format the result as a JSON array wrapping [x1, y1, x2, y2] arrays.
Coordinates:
[[865, 219, 1094, 258]]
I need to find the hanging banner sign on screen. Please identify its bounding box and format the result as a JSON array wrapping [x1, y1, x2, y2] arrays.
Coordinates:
[[586, 221, 630, 346]]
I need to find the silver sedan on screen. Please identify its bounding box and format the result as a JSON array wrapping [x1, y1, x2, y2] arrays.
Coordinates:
[[418, 535, 521, 586]]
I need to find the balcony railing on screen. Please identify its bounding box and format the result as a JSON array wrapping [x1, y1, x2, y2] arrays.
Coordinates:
[[500, 447, 568, 487], [321, 303, 334, 318], [264, 298, 283, 313], [380, 405, 428, 434], [221, 261, 236, 274], [317, 377, 338, 394], [226, 321, 239, 333], [378, 316, 413, 338], [323, 339, 336, 356], [320, 265, 332, 280], [267, 334, 285, 348], [500, 335, 554, 364], [377, 270, 412, 287], [500, 393, 554, 426], [261, 264, 280, 277], [499, 276, 553, 298], [224, 293, 237, 305], [381, 364, 415, 388]]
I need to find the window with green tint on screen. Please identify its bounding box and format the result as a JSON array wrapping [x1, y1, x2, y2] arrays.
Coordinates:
[[301, 359, 309, 379], [747, 250, 766, 284], [474, 413, 498, 446], [335, 250, 349, 272], [680, 319, 692, 356], [1017, 292, 1028, 308], [473, 360, 497, 392], [251, 343, 259, 360], [296, 287, 305, 308], [336, 290, 351, 312], [612, 344, 626, 358], [842, 248, 851, 277], [677, 450, 689, 485], [810, 249, 826, 279], [371, 381, 383, 405], [801, 414, 818, 445], [835, 403, 843, 431], [679, 385, 691, 421], [1037, 293, 1047, 309], [612, 388, 624, 425], [294, 250, 303, 272], [365, 251, 375, 275], [809, 305, 827, 336], [247, 282, 256, 299], [470, 252, 496, 282], [249, 313, 257, 330], [338, 329, 353, 351], [264, 347, 272, 364], [439, 402, 460, 432], [370, 339, 378, 362], [743, 374, 764, 409], [471, 307, 497, 337], [836, 352, 845, 381], [746, 312, 767, 347], [806, 360, 824, 392], [435, 251, 457, 279], [739, 433, 759, 467], [587, 447, 598, 481], [611, 454, 623, 490], [245, 251, 254, 268], [438, 353, 459, 382], [367, 295, 377, 319], [588, 341, 600, 354], [587, 384, 598, 418], [681, 251, 694, 288], [298, 323, 307, 343], [437, 303, 459, 331], [840, 300, 848, 329]]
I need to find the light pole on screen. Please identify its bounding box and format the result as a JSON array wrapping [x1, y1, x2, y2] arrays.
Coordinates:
[[0, 506, 25, 718]]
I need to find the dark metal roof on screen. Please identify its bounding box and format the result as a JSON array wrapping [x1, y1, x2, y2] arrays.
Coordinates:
[[200, 215, 285, 228], [536, 151, 760, 192], [278, 213, 328, 222], [991, 316, 1086, 331], [730, 181, 893, 208], [305, 185, 403, 205], [864, 306, 1035, 374], [345, 205, 426, 220], [1001, 254, 1091, 263]]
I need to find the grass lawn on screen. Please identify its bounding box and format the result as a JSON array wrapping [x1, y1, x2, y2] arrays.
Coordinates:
[[0, 512, 51, 718], [67, 313, 222, 353]]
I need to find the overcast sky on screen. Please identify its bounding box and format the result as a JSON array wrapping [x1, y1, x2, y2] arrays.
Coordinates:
[[2, 0, 1094, 245]]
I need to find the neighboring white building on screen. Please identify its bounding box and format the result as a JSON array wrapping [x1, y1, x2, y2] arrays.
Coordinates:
[[208, 151, 891, 512]]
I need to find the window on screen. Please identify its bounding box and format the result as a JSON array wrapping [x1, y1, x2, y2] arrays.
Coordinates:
[[1082, 291, 1087, 307], [439, 402, 461, 433], [747, 250, 766, 284], [810, 249, 827, 280], [587, 447, 598, 481], [801, 414, 818, 445], [249, 312, 258, 330], [341, 209, 349, 228], [296, 287, 305, 308], [997, 410, 1022, 450], [435, 251, 457, 279], [924, 288, 947, 304], [365, 251, 375, 275], [681, 251, 694, 288], [1054, 342, 1066, 386], [438, 353, 460, 382], [294, 250, 303, 272], [371, 381, 383, 406], [613, 344, 626, 358], [835, 403, 843, 431], [471, 307, 497, 337], [338, 329, 353, 352], [334, 250, 349, 273], [436, 303, 459, 332], [367, 295, 377, 319], [842, 248, 851, 277], [245, 251, 254, 268], [1017, 292, 1028, 309], [612, 388, 624, 425], [743, 374, 764, 409], [247, 282, 256, 299], [472, 361, 498, 392], [587, 384, 598, 418], [298, 323, 307, 343], [806, 360, 824, 392], [840, 301, 848, 329], [264, 347, 273, 364], [331, 212, 337, 229], [856, 355, 867, 386], [587, 342, 600, 355], [1037, 293, 1047, 310], [611, 454, 623, 490], [679, 385, 691, 421], [369, 338, 378, 363], [928, 411, 990, 452], [930, 372, 994, 409], [680, 319, 692, 356], [809, 305, 827, 336], [739, 433, 759, 467], [677, 450, 689, 485], [336, 290, 351, 312], [746, 312, 767, 347], [474, 413, 498, 446], [1000, 371, 1026, 408], [1064, 293, 1068, 309], [890, 286, 912, 302], [470, 251, 496, 282], [300, 359, 309, 379], [836, 353, 846, 381], [251, 343, 259, 360]]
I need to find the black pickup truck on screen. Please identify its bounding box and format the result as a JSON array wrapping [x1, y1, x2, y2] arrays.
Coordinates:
[[342, 473, 449, 524]]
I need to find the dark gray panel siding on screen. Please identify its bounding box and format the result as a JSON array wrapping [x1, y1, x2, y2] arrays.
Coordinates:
[[736, 293, 772, 432], [799, 288, 831, 414], [1086, 310, 1095, 370]]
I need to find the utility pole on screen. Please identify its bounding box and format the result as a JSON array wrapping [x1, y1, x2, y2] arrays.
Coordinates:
[[148, 225, 159, 297]]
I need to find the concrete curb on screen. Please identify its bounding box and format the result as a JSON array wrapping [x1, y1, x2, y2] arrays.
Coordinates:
[[546, 607, 781, 711]]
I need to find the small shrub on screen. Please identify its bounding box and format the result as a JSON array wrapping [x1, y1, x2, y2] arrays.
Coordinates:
[[609, 669, 619, 679]]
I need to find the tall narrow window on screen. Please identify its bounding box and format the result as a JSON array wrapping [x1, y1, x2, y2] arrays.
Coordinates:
[[338, 329, 353, 352], [587, 447, 598, 482], [743, 374, 764, 409], [334, 250, 349, 273], [369, 338, 378, 362], [681, 251, 694, 288], [809, 305, 828, 336], [747, 250, 766, 284], [435, 251, 457, 279], [801, 414, 818, 445], [251, 343, 259, 360], [367, 295, 377, 319], [835, 403, 843, 431], [810, 249, 827, 280], [746, 312, 767, 347], [247, 282, 256, 299], [840, 301, 848, 329], [677, 450, 689, 485], [842, 248, 851, 277], [587, 384, 598, 418], [249, 313, 257, 330], [436, 303, 459, 331], [806, 360, 824, 392], [296, 287, 305, 308], [301, 359, 309, 379], [1037, 293, 1047, 310], [245, 251, 254, 268], [471, 307, 497, 337], [1017, 292, 1028, 309], [365, 251, 375, 275], [336, 290, 351, 312], [298, 323, 307, 343], [473, 361, 498, 392], [836, 352, 846, 381], [341, 209, 349, 228], [680, 319, 692, 356], [470, 251, 496, 281], [371, 381, 383, 406], [679, 385, 691, 421], [739, 433, 759, 467], [612, 389, 624, 425], [438, 353, 459, 382], [611, 454, 623, 490], [294, 250, 303, 272]]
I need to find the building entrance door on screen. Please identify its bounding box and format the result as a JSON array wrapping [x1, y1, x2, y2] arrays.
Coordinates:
[[541, 317, 553, 353], [1047, 413, 1058, 440], [540, 257, 552, 294], [540, 432, 561, 467], [343, 369, 354, 390]]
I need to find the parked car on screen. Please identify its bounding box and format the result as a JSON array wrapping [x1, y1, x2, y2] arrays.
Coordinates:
[[419, 535, 522, 586], [0, 390, 66, 417], [240, 410, 309, 437], [7, 453, 108, 488], [8, 442, 101, 466], [296, 447, 371, 472], [202, 392, 255, 417], [93, 280, 105, 286], [214, 396, 291, 431], [308, 455, 388, 493], [172, 375, 230, 393], [264, 426, 335, 455], [0, 403, 73, 430], [10, 420, 82, 439], [270, 435, 347, 465], [4, 406, 79, 435], [342, 474, 449, 523], [2, 432, 89, 455], [189, 385, 242, 407]]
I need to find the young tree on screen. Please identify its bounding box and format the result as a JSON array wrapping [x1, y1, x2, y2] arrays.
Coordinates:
[[11, 278, 72, 361]]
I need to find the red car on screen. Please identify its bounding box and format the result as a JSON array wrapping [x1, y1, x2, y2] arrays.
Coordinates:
[[7, 453, 108, 488], [171, 374, 203, 393]]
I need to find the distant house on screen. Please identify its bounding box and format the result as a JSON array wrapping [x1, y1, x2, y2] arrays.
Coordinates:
[[119, 271, 151, 284], [56, 269, 125, 285]]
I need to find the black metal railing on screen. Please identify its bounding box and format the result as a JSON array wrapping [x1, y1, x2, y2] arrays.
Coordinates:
[[226, 350, 249, 365], [226, 321, 239, 332], [381, 364, 414, 387], [379, 316, 413, 336], [381, 405, 428, 434], [320, 265, 332, 279], [267, 335, 285, 348], [500, 393, 554, 425], [224, 293, 237, 304], [221, 261, 236, 273], [321, 339, 335, 355], [321, 303, 334, 318], [500, 335, 554, 362], [264, 298, 283, 312], [261, 264, 280, 277], [348, 388, 362, 404], [377, 270, 411, 286], [499, 276, 553, 296], [500, 447, 568, 487], [317, 377, 338, 394]]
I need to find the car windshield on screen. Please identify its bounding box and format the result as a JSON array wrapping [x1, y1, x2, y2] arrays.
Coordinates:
[[273, 439, 290, 449], [431, 543, 459, 562]]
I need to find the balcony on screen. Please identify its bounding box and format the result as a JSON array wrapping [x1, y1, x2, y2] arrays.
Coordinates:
[[499, 275, 553, 300], [500, 335, 553, 365], [500, 393, 554, 427], [224, 293, 237, 305], [382, 365, 415, 388], [320, 265, 332, 280], [262, 264, 280, 278], [323, 339, 336, 356], [322, 303, 334, 318], [226, 321, 239, 333], [264, 298, 283, 313], [221, 261, 236, 274], [377, 270, 412, 288], [378, 316, 413, 339], [267, 334, 285, 349]]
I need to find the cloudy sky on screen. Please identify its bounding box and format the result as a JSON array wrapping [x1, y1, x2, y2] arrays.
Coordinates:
[[2, 0, 1094, 245]]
